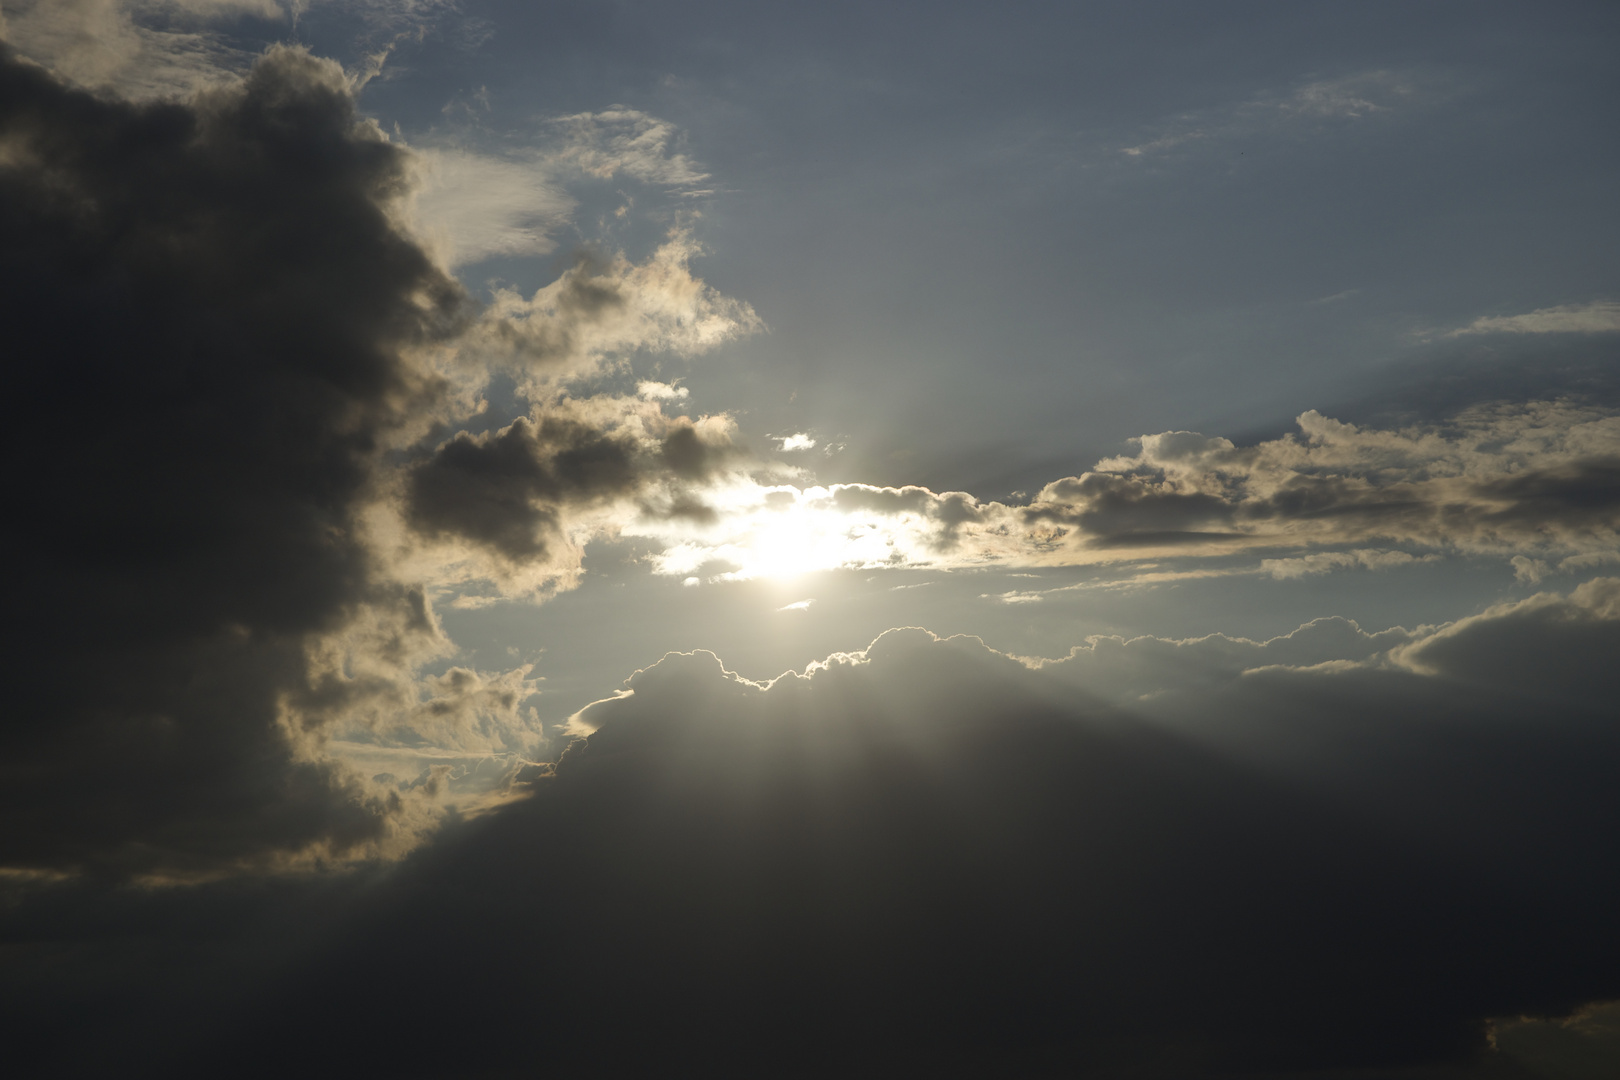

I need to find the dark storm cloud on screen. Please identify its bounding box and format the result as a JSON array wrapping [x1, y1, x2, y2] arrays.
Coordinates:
[[0, 38, 768, 878], [406, 414, 641, 561], [92, 585, 1610, 1078], [405, 410, 740, 568], [0, 42, 469, 878]]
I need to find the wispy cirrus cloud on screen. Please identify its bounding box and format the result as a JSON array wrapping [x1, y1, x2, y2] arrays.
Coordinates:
[[1120, 68, 1430, 159], [405, 107, 722, 269]]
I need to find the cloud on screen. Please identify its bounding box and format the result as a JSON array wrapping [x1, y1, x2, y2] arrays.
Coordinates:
[[1390, 576, 1620, 709], [1120, 68, 1424, 159], [621, 400, 1620, 581], [0, 42, 490, 879], [636, 379, 688, 400], [774, 432, 816, 451], [0, 0, 266, 98], [1446, 299, 1620, 337], [468, 232, 763, 389], [1260, 547, 1438, 579], [129, 585, 1620, 1077], [396, 405, 743, 592], [402, 146, 576, 268], [0, 38, 759, 882], [1489, 1000, 1620, 1078], [546, 105, 710, 189], [0, 1, 470, 100], [402, 101, 722, 270]]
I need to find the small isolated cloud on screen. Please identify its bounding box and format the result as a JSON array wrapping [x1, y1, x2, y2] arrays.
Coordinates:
[[775, 432, 816, 451], [1511, 555, 1549, 584], [1447, 300, 1620, 337], [638, 380, 689, 401], [1308, 288, 1360, 305], [777, 599, 814, 612], [1280, 70, 1412, 119]]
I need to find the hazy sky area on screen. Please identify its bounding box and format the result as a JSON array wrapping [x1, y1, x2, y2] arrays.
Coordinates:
[[3, 2, 1619, 1076]]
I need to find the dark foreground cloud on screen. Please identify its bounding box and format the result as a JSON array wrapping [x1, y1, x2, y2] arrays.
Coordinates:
[[0, 40, 758, 880], [0, 42, 474, 879], [7, 584, 1613, 1077]]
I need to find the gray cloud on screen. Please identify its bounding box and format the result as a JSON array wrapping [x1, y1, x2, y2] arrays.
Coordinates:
[[109, 580, 1618, 1078], [0, 42, 486, 879], [0, 29, 766, 883], [636, 399, 1620, 582], [1446, 300, 1620, 337], [407, 414, 642, 561]]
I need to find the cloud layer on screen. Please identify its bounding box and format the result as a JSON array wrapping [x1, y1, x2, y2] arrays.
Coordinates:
[[19, 581, 1603, 1076], [623, 398, 1620, 584]]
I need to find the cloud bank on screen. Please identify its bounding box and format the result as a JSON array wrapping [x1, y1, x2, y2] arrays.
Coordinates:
[[22, 581, 1602, 1076]]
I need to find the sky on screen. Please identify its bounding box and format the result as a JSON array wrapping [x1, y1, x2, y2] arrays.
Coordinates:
[[2, 2, 1619, 1076]]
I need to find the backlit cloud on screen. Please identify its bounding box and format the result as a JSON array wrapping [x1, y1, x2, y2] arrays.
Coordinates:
[[0, 39, 761, 881], [176, 585, 1620, 1075], [622, 400, 1620, 582]]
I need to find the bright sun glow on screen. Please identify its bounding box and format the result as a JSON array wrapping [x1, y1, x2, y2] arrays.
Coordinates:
[[629, 485, 921, 581]]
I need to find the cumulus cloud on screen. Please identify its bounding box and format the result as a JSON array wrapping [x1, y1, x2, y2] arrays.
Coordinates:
[[0, 42, 484, 879], [636, 378, 688, 400], [0, 36, 759, 881], [622, 400, 1620, 582], [467, 232, 762, 388], [125, 584, 1620, 1077]]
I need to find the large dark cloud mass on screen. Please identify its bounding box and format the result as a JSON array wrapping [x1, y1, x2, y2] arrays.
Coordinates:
[[5, 593, 1611, 1076], [0, 42, 468, 878], [0, 41, 739, 881]]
